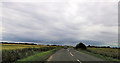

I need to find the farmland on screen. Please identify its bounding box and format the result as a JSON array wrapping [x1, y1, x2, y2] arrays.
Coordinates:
[[2, 44, 50, 50], [2, 43, 61, 63], [87, 48, 119, 59], [77, 47, 119, 61]]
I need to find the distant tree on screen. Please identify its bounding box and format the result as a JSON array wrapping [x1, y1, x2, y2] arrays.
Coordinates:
[[107, 46, 110, 48], [51, 45, 57, 46], [47, 44, 50, 46], [88, 45, 91, 47], [75, 42, 87, 50]]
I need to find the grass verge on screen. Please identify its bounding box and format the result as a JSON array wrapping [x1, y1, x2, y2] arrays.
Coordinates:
[[77, 49, 120, 62], [16, 48, 60, 63]]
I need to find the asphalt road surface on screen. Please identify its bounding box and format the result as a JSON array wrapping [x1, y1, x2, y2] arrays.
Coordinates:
[[47, 48, 117, 63]]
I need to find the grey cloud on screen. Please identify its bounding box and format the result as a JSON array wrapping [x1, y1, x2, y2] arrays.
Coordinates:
[[2, 1, 118, 46]]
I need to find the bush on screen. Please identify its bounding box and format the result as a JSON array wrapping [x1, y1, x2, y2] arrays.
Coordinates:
[[75, 42, 87, 50], [2, 47, 56, 63]]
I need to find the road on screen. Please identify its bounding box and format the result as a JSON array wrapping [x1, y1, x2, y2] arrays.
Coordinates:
[[47, 48, 116, 63]]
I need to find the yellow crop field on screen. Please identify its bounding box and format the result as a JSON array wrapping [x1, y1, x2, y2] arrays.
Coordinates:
[[2, 44, 50, 50], [87, 48, 119, 59]]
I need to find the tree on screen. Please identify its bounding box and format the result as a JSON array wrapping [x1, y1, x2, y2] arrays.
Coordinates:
[[75, 42, 87, 50], [88, 45, 91, 47]]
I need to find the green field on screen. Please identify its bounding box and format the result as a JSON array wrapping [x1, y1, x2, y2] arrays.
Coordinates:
[[77, 47, 119, 61], [87, 48, 119, 59], [2, 44, 61, 63]]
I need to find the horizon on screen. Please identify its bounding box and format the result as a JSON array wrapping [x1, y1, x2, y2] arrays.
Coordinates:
[[0, 40, 118, 47]]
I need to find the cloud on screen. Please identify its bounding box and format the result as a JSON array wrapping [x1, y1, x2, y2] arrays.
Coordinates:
[[2, 0, 118, 46], [2, 0, 119, 2]]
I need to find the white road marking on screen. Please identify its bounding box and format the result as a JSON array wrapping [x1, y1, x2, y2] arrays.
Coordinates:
[[70, 52, 73, 56], [76, 59, 82, 63], [67, 49, 69, 52]]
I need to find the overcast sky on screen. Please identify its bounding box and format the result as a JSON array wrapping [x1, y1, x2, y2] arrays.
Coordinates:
[[1, 0, 119, 46]]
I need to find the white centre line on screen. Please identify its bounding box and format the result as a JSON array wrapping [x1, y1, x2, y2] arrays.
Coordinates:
[[76, 59, 82, 63], [67, 49, 69, 52], [69, 52, 73, 56]]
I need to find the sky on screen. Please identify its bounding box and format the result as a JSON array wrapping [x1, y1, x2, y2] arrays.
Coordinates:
[[1, 0, 119, 46]]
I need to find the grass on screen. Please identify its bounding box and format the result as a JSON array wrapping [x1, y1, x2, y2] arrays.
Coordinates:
[[16, 48, 60, 63], [87, 48, 119, 59], [0, 43, 2, 51], [18, 49, 57, 61], [77, 48, 120, 61]]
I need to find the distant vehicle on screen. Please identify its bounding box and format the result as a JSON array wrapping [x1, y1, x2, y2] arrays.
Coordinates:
[[64, 45, 68, 49]]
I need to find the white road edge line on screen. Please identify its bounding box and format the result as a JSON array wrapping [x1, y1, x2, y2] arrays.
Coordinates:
[[76, 59, 82, 63], [69, 52, 73, 56]]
